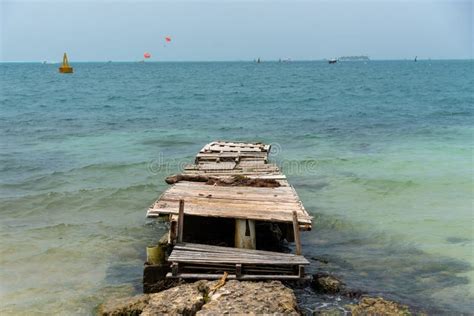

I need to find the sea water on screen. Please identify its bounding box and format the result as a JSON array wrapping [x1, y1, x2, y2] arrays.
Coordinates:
[[0, 61, 472, 314]]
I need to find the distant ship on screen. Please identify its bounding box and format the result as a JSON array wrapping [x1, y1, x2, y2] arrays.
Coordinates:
[[338, 56, 370, 61], [328, 58, 337, 64]]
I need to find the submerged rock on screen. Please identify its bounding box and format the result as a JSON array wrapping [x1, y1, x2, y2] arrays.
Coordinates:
[[311, 273, 345, 294], [99, 294, 150, 316], [313, 308, 345, 316], [99, 280, 298, 315], [348, 297, 411, 315]]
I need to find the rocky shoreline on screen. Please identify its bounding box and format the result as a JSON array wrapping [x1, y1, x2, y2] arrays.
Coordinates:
[[99, 280, 299, 315], [99, 274, 414, 315]]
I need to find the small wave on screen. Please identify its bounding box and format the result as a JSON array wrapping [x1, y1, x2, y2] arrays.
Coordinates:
[[431, 110, 472, 117], [141, 138, 196, 147], [106, 95, 124, 101], [218, 126, 244, 131], [301, 118, 318, 123], [78, 161, 146, 172], [27, 222, 85, 233], [350, 177, 418, 194], [446, 237, 472, 245]]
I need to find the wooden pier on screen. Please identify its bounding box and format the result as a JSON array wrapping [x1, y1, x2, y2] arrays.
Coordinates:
[[147, 141, 313, 280]]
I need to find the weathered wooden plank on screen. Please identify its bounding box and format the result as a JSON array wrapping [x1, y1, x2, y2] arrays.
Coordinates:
[[197, 151, 268, 157], [203, 141, 268, 153], [158, 192, 301, 206], [161, 188, 300, 202], [169, 251, 306, 262], [153, 197, 310, 217], [166, 273, 309, 280], [166, 190, 293, 200], [169, 255, 308, 265], [238, 160, 266, 165], [169, 257, 305, 265], [147, 210, 302, 224], [171, 249, 308, 263], [183, 170, 281, 176], [169, 253, 306, 266], [197, 162, 237, 170], [149, 203, 312, 224], [149, 209, 312, 225], [169, 181, 295, 194], [161, 194, 299, 206], [163, 183, 294, 195], [169, 244, 310, 265], [180, 266, 295, 274], [175, 243, 307, 258], [180, 174, 287, 180]]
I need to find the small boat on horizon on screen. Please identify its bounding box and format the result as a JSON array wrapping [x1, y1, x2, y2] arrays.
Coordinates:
[[328, 58, 337, 64]]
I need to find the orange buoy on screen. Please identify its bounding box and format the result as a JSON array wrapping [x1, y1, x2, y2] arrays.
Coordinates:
[[59, 53, 73, 73]]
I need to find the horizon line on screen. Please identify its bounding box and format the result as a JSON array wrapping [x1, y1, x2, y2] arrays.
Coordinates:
[[1, 58, 472, 63]]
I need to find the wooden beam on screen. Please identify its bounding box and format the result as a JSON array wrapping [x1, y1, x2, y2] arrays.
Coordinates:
[[178, 199, 184, 243], [236, 264, 242, 278], [169, 221, 177, 244], [166, 272, 310, 280], [292, 211, 302, 255], [171, 263, 179, 276], [298, 265, 305, 278]]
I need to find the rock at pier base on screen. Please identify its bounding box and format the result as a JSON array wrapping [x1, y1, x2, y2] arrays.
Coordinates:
[[348, 297, 411, 316], [99, 280, 298, 316], [99, 294, 150, 316], [198, 280, 298, 315], [143, 264, 182, 294], [311, 273, 345, 294]]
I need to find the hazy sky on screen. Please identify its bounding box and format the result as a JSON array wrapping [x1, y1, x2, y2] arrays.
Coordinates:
[[1, 0, 472, 61]]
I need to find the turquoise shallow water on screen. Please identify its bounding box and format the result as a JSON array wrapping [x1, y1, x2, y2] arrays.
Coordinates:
[[0, 61, 473, 314]]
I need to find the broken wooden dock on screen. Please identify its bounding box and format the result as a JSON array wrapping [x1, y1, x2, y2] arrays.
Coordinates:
[[147, 141, 313, 280]]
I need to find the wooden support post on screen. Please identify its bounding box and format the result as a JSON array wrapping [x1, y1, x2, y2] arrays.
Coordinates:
[[292, 211, 302, 255], [169, 221, 177, 244], [171, 263, 179, 277], [178, 199, 184, 243], [235, 219, 256, 249], [298, 265, 305, 278], [236, 264, 242, 279], [146, 245, 160, 265]]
